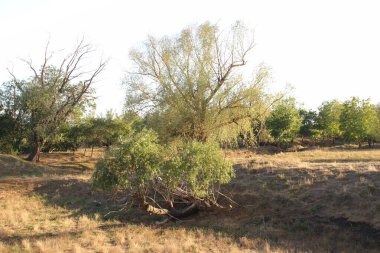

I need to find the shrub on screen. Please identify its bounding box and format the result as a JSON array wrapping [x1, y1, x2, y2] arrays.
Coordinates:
[[92, 129, 162, 195], [92, 130, 234, 217], [162, 141, 234, 199]]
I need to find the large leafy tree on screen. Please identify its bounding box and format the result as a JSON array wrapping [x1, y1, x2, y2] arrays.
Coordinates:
[[125, 21, 274, 143], [340, 97, 379, 147], [266, 98, 302, 145], [1, 40, 106, 161]]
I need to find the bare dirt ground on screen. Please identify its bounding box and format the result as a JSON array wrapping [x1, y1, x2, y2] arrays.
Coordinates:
[[1, 148, 380, 252]]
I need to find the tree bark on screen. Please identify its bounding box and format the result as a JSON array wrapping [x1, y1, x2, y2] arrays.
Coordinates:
[[26, 135, 41, 162], [368, 139, 373, 148], [144, 202, 199, 219]]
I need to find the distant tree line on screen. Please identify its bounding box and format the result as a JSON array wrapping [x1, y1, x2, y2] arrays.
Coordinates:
[[263, 97, 380, 148]]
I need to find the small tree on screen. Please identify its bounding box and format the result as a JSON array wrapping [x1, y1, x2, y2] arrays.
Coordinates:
[[299, 109, 320, 144], [318, 99, 343, 145], [82, 113, 129, 156], [0, 113, 18, 153], [362, 101, 380, 147], [92, 129, 234, 218], [266, 98, 302, 146], [340, 97, 379, 148], [92, 129, 162, 195], [0, 81, 28, 153]]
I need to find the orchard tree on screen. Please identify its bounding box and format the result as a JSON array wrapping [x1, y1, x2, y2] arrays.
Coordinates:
[[125, 21, 277, 144], [340, 97, 379, 148], [2, 39, 106, 161], [318, 99, 343, 145], [266, 98, 302, 146]]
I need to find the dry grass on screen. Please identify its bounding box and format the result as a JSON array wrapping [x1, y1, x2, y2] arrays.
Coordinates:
[[1, 148, 380, 252]]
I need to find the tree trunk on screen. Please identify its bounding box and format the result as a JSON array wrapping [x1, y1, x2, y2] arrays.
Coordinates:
[[144, 202, 199, 219], [368, 139, 373, 148], [26, 139, 41, 162], [90, 146, 94, 157]]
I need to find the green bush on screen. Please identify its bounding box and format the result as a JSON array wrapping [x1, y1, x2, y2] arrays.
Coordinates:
[[92, 129, 162, 194], [162, 141, 234, 198], [92, 130, 234, 207]]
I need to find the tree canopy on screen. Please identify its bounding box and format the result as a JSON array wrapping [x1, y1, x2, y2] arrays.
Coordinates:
[[125, 21, 275, 143], [266, 98, 302, 145], [318, 99, 342, 143], [340, 97, 380, 147]]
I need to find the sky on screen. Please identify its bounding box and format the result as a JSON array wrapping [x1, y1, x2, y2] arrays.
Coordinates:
[[0, 0, 379, 114]]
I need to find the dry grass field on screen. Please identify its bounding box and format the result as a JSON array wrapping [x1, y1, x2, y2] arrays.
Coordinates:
[[1, 148, 380, 252]]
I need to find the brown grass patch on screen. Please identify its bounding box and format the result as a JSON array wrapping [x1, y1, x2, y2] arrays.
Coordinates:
[[1, 148, 380, 252]]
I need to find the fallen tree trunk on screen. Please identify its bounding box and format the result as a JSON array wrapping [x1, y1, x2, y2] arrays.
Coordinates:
[[144, 202, 199, 219]]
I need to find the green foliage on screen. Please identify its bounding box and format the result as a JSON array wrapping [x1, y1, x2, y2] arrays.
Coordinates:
[[125, 21, 277, 144], [266, 98, 302, 144], [92, 129, 234, 202], [299, 109, 320, 140], [41, 111, 131, 153], [340, 97, 380, 146], [92, 129, 162, 193], [0, 81, 28, 153], [318, 99, 343, 142], [83, 112, 130, 149], [42, 123, 86, 152], [163, 141, 234, 198], [0, 41, 105, 161], [0, 114, 17, 153]]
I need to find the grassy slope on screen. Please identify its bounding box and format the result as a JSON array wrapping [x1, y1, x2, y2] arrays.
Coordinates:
[[0, 148, 380, 252]]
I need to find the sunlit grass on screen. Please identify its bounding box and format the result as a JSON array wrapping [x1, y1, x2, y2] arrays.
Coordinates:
[[1, 148, 380, 252]]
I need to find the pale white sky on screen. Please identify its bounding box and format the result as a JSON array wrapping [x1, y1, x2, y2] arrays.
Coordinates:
[[1, 0, 379, 114]]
